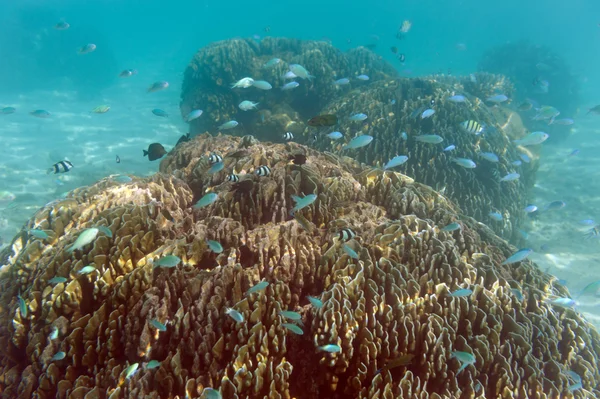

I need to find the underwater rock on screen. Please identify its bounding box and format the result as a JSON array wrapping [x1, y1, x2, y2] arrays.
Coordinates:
[[1, 135, 598, 398]]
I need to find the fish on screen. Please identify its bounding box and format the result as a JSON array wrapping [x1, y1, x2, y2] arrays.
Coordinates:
[[451, 351, 475, 374], [147, 81, 169, 92], [143, 143, 167, 161], [207, 154, 222, 165], [343, 135, 373, 150], [443, 145, 456, 152], [511, 289, 524, 301], [400, 19, 412, 33], [125, 363, 139, 379], [513, 132, 549, 146], [421, 109, 435, 119], [91, 105, 110, 114], [282, 323, 304, 335], [547, 297, 576, 309], [119, 69, 137, 77], [17, 294, 27, 318], [501, 248, 533, 265], [291, 194, 317, 214], [545, 200, 566, 211], [203, 388, 222, 399], [486, 94, 508, 103], [390, 46, 398, 54], [176, 134, 191, 146], [51, 351, 66, 361], [146, 360, 161, 369], [48, 276, 68, 285], [356, 75, 369, 81], [252, 80, 272, 90], [441, 222, 461, 232], [155, 255, 181, 268], [29, 229, 49, 239], [343, 244, 359, 259], [232, 77, 254, 89], [549, 118, 574, 125], [397, 54, 406, 63], [208, 162, 224, 174], [289, 64, 312, 80], [194, 193, 218, 208], [112, 175, 133, 183], [500, 173, 520, 182], [246, 281, 269, 295], [415, 135, 443, 144], [461, 120, 484, 135], [225, 307, 244, 323], [54, 21, 70, 30], [279, 310, 302, 320], [349, 113, 368, 121], [337, 228, 356, 242], [448, 95, 466, 103], [451, 158, 476, 168], [450, 289, 473, 297], [308, 114, 338, 127], [289, 154, 307, 165], [254, 165, 271, 177], [47, 160, 73, 174], [67, 228, 99, 253], [479, 152, 499, 162], [400, 132, 408, 140], [569, 149, 580, 157], [283, 71, 297, 79], [115, 155, 120, 164], [239, 101, 259, 111], [78, 43, 96, 54], [31, 109, 51, 118], [588, 105, 600, 115], [327, 131, 343, 139], [512, 160, 522, 166], [489, 212, 503, 221], [469, 74, 477, 83], [318, 344, 341, 353], [281, 81, 300, 90], [185, 110, 203, 122], [1, 107, 16, 114], [263, 58, 281, 68], [517, 102, 533, 111], [49, 326, 59, 340], [219, 120, 238, 130], [576, 280, 600, 299], [334, 78, 350, 85], [97, 226, 113, 238], [77, 265, 96, 275], [207, 240, 223, 253], [150, 319, 167, 332], [376, 354, 415, 374], [384, 155, 409, 170], [307, 296, 323, 308], [283, 132, 294, 141]]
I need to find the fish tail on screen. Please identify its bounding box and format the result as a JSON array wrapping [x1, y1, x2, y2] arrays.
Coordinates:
[[143, 150, 148, 157]]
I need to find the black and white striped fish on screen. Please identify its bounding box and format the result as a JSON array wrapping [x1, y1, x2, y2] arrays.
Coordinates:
[[227, 174, 239, 182], [47, 160, 73, 174], [254, 165, 271, 177], [283, 132, 294, 141], [337, 228, 356, 242], [208, 154, 223, 164]]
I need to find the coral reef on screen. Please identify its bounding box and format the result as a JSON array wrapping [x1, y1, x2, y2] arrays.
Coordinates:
[[0, 135, 598, 399]]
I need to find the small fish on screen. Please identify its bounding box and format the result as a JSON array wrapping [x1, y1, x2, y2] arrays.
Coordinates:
[[289, 154, 307, 165], [549, 118, 574, 125], [441, 222, 461, 232], [517, 102, 533, 111], [307, 296, 323, 308], [208, 161, 224, 174], [547, 297, 576, 309], [281, 81, 300, 90], [78, 43, 96, 54], [207, 240, 223, 253], [565, 370, 582, 384], [450, 288, 473, 297], [588, 105, 600, 115], [443, 145, 456, 152], [150, 319, 167, 332], [49, 326, 59, 340], [239, 100, 259, 111], [512, 160, 522, 166], [97, 226, 113, 238], [1, 107, 16, 114], [152, 108, 169, 118], [383, 155, 408, 170], [545, 200, 566, 211], [524, 205, 537, 213], [232, 77, 254, 89], [207, 154, 222, 165], [54, 21, 70, 30], [569, 149, 580, 157], [252, 80, 272, 90], [279, 310, 302, 320], [67, 228, 99, 253], [501, 248, 533, 265], [31, 109, 51, 118], [334, 78, 350, 85], [203, 388, 222, 399], [318, 344, 341, 353], [376, 354, 415, 374], [291, 194, 317, 214], [580, 219, 595, 226], [185, 109, 203, 122], [343, 244, 359, 259], [489, 212, 503, 221], [119, 69, 137, 77], [143, 143, 167, 161], [451, 351, 475, 374], [17, 294, 27, 318], [400, 132, 408, 140], [576, 280, 600, 299], [47, 160, 73, 174], [254, 165, 271, 177], [219, 120, 238, 130], [49, 276, 68, 284], [263, 58, 281, 68], [77, 265, 96, 275], [343, 135, 373, 150], [469, 74, 477, 83], [51, 351, 66, 361], [327, 131, 343, 139], [479, 152, 499, 162], [147, 81, 169, 92], [421, 109, 435, 119], [283, 132, 294, 141], [227, 174, 239, 182], [115, 155, 120, 164], [155, 255, 181, 268], [415, 134, 443, 144], [246, 281, 269, 295], [448, 95, 466, 103], [225, 307, 244, 323], [146, 360, 161, 369], [513, 132, 549, 146], [356, 75, 369, 81], [283, 71, 297, 79], [307, 114, 338, 127], [486, 94, 508, 103], [500, 173, 520, 182], [125, 363, 139, 379], [511, 288, 524, 301], [194, 193, 218, 208], [337, 228, 356, 242], [91, 105, 110, 114], [349, 113, 368, 121], [461, 120, 484, 135], [282, 323, 304, 335], [451, 158, 476, 168], [29, 229, 49, 239], [289, 64, 312, 80]]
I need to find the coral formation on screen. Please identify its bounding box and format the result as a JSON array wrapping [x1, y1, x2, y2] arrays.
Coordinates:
[[0, 135, 598, 399]]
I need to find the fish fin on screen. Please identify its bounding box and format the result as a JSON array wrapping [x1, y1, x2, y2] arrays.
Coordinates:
[[143, 150, 148, 157]]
